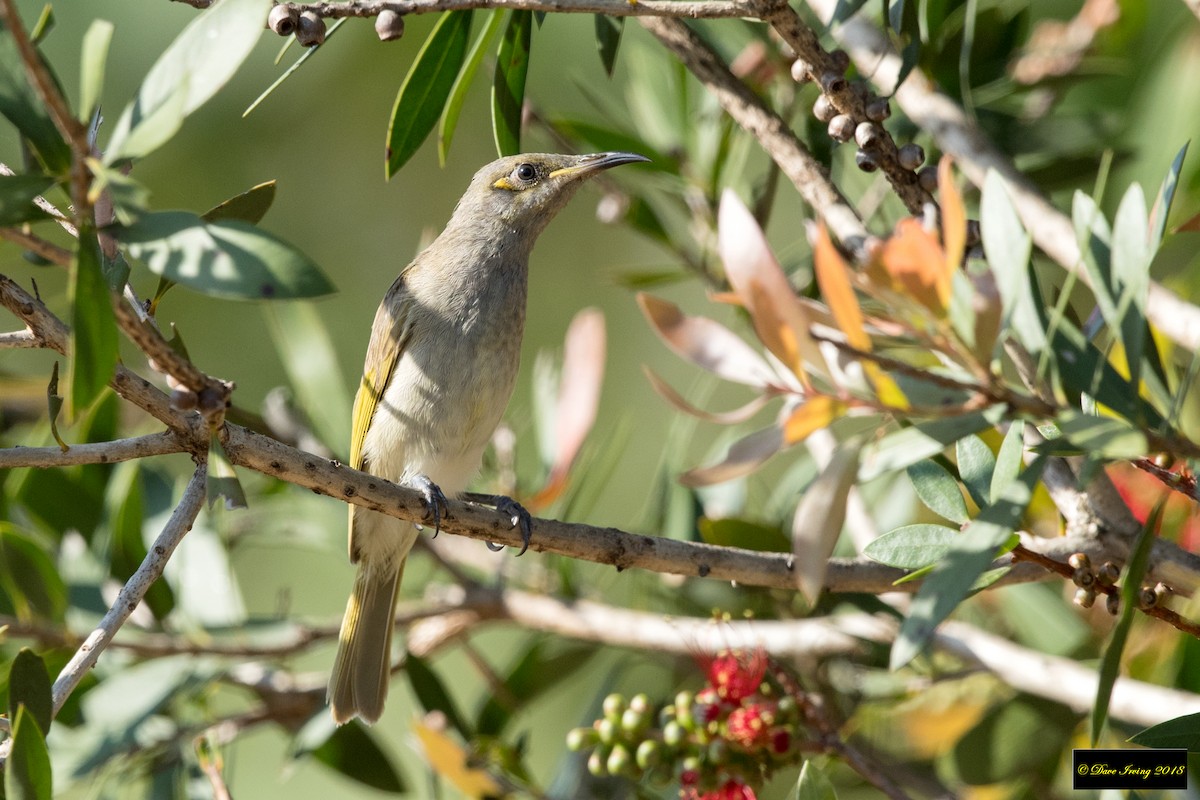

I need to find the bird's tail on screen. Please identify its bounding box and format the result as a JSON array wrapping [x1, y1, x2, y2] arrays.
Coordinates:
[[327, 554, 404, 725]]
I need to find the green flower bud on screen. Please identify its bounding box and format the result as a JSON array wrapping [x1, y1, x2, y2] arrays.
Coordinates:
[[587, 748, 608, 777], [630, 693, 652, 716], [607, 744, 636, 777], [658, 705, 677, 727], [566, 727, 597, 751], [636, 739, 663, 770], [597, 718, 619, 745], [663, 721, 686, 748], [603, 693, 626, 722], [621, 707, 648, 735]]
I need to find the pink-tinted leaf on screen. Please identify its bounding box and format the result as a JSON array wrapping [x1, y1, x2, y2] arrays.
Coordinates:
[[679, 425, 784, 487], [528, 308, 605, 510], [791, 439, 861, 603], [638, 293, 777, 387], [717, 190, 827, 381], [643, 366, 772, 424]]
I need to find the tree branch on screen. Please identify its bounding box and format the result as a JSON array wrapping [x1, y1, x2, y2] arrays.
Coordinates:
[[0, 431, 187, 468], [278, 0, 779, 19]]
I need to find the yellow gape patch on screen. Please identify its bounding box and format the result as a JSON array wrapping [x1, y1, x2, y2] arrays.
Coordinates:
[[493, 176, 520, 191]]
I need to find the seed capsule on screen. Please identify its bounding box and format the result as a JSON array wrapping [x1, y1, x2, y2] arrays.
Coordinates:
[[855, 149, 878, 172], [1074, 587, 1096, 609], [1068, 552, 1091, 571], [917, 165, 938, 193], [790, 59, 812, 83], [170, 389, 199, 411], [827, 114, 854, 142], [854, 122, 879, 149], [865, 97, 891, 121], [829, 49, 851, 73], [268, 4, 298, 36], [1071, 566, 1095, 588], [1106, 593, 1120, 615], [375, 9, 405, 41], [897, 143, 925, 170], [813, 94, 837, 123], [819, 70, 847, 94], [296, 10, 326, 47], [1096, 562, 1120, 586]]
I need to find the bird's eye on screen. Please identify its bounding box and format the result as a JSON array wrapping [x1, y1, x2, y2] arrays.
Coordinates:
[[515, 163, 537, 182]]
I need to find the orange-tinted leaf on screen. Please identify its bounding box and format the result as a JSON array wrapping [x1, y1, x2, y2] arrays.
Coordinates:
[[528, 308, 606, 511], [412, 717, 502, 797], [879, 218, 950, 314], [717, 190, 826, 382], [813, 222, 871, 353], [679, 426, 784, 487], [939, 155, 966, 273], [782, 395, 844, 444], [644, 366, 772, 424], [1174, 209, 1200, 233], [637, 293, 777, 387]]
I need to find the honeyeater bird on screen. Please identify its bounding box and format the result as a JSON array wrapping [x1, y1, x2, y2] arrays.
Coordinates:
[[328, 152, 648, 724]]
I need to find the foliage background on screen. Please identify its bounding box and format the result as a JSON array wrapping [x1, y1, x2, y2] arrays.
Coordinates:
[[4, 0, 1200, 797]]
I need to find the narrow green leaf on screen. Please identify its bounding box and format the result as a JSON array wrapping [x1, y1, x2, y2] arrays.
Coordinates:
[[863, 524, 957, 569], [106, 462, 175, 619], [264, 302, 352, 452], [297, 716, 407, 794], [1149, 142, 1188, 253], [202, 180, 277, 225], [0, 524, 68, 621], [45, 361, 67, 451], [29, 5, 53, 43], [118, 211, 334, 300], [594, 14, 623, 76], [0, 18, 70, 172], [106, 0, 270, 162], [492, 10, 532, 157], [243, 18, 347, 117], [951, 695, 1078, 784], [955, 435, 995, 509], [68, 233, 119, 419], [980, 171, 1041, 351], [386, 11, 473, 177], [438, 10, 503, 166], [990, 420, 1024, 502], [1092, 501, 1162, 745], [1129, 712, 1200, 750], [87, 159, 150, 225], [891, 457, 1044, 670], [1111, 184, 1150, 392], [1050, 320, 1164, 427], [858, 408, 1003, 483], [405, 653, 472, 739], [8, 648, 52, 736], [906, 460, 969, 524], [79, 19, 113, 121], [5, 706, 52, 800], [0, 174, 52, 225], [1072, 191, 1118, 327], [830, 0, 871, 25], [207, 433, 247, 509], [1043, 411, 1147, 460], [794, 759, 838, 800]]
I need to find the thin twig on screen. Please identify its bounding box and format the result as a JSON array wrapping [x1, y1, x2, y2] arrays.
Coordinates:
[[0, 431, 187, 468], [278, 0, 780, 19], [50, 464, 207, 715], [0, 227, 71, 266], [0, 328, 37, 348]]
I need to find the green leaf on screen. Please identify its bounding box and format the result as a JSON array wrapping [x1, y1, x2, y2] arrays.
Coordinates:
[[980, 171, 1041, 351], [405, 653, 472, 739], [118, 211, 334, 300], [87, 159, 150, 225], [906, 460, 969, 524], [202, 180, 277, 225], [243, 18, 347, 117], [8, 648, 53, 737], [29, 5, 54, 44], [106, 0, 270, 162], [1129, 712, 1200, 751], [438, 10, 503, 166], [45, 361, 67, 452], [386, 11, 473, 177], [207, 433, 247, 509], [0, 18, 70, 173], [863, 524, 957, 569], [492, 10, 532, 157], [106, 462, 175, 619], [294, 714, 407, 794], [264, 302, 352, 451], [950, 695, 1078, 784], [1111, 184, 1150, 392], [594, 14, 623, 76], [1072, 191, 1117, 328], [990, 421, 1024, 503], [858, 408, 1003, 483], [698, 517, 790, 553], [891, 457, 1043, 670], [955, 435, 995, 509], [476, 642, 594, 736], [68, 232, 119, 419], [0, 174, 52, 225], [0, 525, 67, 622], [1041, 410, 1147, 460], [793, 759, 837, 800], [1149, 142, 1188, 253], [1050, 319, 1164, 428], [1092, 501, 1162, 745], [79, 19, 113, 121], [5, 705, 52, 800]]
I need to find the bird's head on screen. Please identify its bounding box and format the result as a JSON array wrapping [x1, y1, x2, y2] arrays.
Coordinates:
[[450, 152, 649, 243]]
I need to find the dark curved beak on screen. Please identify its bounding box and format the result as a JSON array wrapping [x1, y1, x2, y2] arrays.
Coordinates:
[[549, 151, 650, 180]]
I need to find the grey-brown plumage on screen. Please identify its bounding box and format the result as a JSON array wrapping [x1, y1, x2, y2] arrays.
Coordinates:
[[328, 152, 648, 725]]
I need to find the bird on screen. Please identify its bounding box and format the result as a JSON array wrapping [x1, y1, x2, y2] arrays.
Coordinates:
[[328, 151, 649, 725]]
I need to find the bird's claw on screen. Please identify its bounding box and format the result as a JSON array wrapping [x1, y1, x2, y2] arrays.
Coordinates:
[[466, 493, 533, 555], [410, 474, 450, 537]]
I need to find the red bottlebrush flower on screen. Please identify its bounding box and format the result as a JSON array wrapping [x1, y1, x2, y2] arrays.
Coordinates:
[[726, 705, 770, 749], [704, 648, 768, 703], [698, 779, 757, 800], [768, 727, 791, 755]]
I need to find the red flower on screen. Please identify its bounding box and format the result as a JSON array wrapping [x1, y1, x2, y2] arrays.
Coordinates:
[[726, 705, 770, 749], [704, 649, 768, 703]]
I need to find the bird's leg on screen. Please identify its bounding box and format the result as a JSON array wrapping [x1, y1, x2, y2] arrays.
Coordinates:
[[407, 474, 450, 537], [462, 493, 533, 556]]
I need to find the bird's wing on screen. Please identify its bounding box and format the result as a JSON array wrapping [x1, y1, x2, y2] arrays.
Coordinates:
[[350, 275, 413, 472]]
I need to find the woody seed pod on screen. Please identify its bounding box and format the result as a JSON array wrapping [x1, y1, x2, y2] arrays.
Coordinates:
[[1074, 587, 1096, 609], [1096, 562, 1120, 586], [296, 10, 326, 47], [855, 149, 878, 172], [818, 70, 847, 94], [813, 94, 837, 123], [268, 4, 298, 36], [897, 143, 925, 170], [790, 59, 812, 83], [828, 114, 854, 142], [917, 165, 938, 193], [865, 97, 891, 121], [854, 122, 879, 149], [829, 48, 850, 73], [375, 10, 405, 41]]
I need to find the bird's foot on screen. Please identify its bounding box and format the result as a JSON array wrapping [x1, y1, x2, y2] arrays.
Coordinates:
[[409, 474, 450, 537], [464, 493, 533, 556]]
